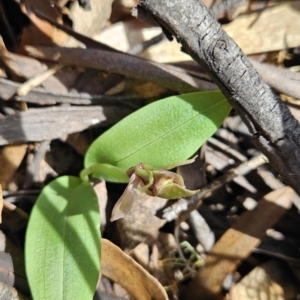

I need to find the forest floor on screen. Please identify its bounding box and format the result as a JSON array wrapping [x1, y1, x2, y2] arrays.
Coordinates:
[[0, 0, 300, 299]]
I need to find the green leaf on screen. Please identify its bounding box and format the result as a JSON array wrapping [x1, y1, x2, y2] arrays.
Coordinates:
[[25, 176, 101, 300], [84, 91, 231, 182]]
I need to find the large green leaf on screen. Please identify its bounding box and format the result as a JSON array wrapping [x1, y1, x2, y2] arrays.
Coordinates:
[[84, 91, 231, 182], [25, 176, 101, 300]]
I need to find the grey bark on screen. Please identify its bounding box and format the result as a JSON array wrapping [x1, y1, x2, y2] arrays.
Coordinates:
[[137, 0, 300, 195]]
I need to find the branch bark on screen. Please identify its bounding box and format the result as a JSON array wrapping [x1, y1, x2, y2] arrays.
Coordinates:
[[137, 0, 300, 196]]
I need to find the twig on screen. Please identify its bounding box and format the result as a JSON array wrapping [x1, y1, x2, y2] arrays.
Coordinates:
[[17, 64, 64, 96], [0, 77, 141, 108], [163, 153, 268, 222]]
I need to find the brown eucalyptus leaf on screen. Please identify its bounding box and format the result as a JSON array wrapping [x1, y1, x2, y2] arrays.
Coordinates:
[[101, 239, 168, 300]]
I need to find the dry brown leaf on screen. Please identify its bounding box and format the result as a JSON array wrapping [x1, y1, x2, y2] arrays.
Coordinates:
[[183, 186, 294, 300], [0, 145, 28, 190], [101, 239, 168, 300], [223, 2, 300, 54], [231, 260, 299, 300], [20, 1, 68, 51], [116, 193, 167, 251], [68, 0, 114, 43]]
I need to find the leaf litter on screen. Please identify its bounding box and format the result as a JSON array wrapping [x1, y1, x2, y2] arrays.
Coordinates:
[[0, 0, 300, 299]]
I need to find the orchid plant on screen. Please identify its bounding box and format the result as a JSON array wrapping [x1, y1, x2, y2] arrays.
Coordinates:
[[25, 91, 231, 300], [111, 158, 199, 221]]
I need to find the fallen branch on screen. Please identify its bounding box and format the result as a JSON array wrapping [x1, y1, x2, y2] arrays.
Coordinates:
[[136, 0, 300, 195]]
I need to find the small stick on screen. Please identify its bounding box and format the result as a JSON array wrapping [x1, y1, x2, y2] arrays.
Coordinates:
[[163, 153, 268, 222], [17, 64, 64, 96]]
